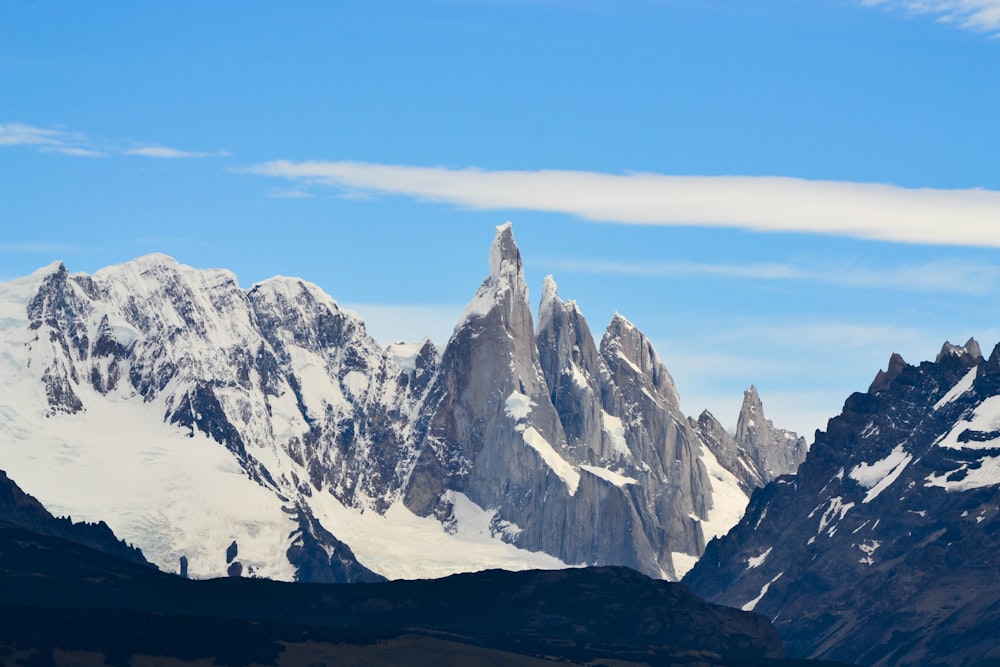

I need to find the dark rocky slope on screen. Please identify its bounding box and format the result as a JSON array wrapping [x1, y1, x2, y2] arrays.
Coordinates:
[[685, 339, 1000, 667]]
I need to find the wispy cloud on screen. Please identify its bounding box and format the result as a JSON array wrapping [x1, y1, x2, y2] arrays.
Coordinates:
[[863, 0, 1000, 34], [243, 160, 1000, 249], [538, 257, 1000, 294], [124, 145, 229, 159], [1, 122, 226, 160], [0, 123, 65, 147], [267, 189, 315, 199]]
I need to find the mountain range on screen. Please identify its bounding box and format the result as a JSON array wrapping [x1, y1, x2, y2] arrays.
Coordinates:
[[3, 222, 1000, 665], [685, 339, 1000, 666], [0, 222, 805, 583]]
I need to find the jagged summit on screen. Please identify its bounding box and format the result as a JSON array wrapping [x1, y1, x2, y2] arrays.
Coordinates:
[[935, 337, 982, 364], [868, 351, 908, 394], [537, 274, 560, 329], [488, 221, 520, 279], [602, 311, 680, 409], [735, 384, 807, 481], [456, 222, 531, 333]]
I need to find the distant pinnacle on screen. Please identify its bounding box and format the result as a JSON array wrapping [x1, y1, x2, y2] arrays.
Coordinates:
[[488, 222, 521, 279], [868, 352, 908, 394]]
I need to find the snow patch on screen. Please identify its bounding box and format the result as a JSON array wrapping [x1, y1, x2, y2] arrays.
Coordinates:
[[341, 370, 368, 398], [305, 489, 567, 580], [600, 411, 629, 458], [0, 389, 300, 580], [696, 440, 752, 541], [387, 341, 424, 372], [849, 444, 913, 503], [934, 366, 977, 410], [671, 552, 699, 579], [858, 539, 881, 565], [817, 496, 854, 536], [747, 547, 772, 570], [522, 426, 580, 495], [925, 455, 1000, 491], [580, 465, 637, 487], [505, 391, 532, 421], [936, 395, 1000, 450], [742, 571, 784, 612]]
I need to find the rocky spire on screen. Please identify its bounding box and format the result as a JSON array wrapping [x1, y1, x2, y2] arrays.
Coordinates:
[[735, 386, 808, 482], [935, 338, 983, 364]]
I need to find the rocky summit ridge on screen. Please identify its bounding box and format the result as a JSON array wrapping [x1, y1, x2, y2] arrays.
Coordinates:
[[685, 338, 1000, 666], [0, 223, 805, 583]]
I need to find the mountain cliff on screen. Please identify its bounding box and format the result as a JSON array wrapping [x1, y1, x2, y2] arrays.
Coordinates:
[[692, 386, 808, 495], [0, 223, 805, 582], [684, 338, 1000, 666]]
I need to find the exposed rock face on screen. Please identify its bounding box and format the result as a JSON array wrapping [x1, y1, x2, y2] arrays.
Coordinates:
[[0, 223, 807, 582], [736, 386, 808, 481], [405, 227, 724, 578], [692, 410, 764, 495], [684, 338, 1000, 667], [692, 386, 808, 496], [248, 278, 429, 512]]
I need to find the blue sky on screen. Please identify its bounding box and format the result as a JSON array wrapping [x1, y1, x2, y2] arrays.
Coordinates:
[[3, 0, 1000, 437]]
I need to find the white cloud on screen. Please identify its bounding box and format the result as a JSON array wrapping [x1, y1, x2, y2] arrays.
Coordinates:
[[42, 146, 107, 157], [267, 189, 315, 199], [243, 160, 1000, 249], [125, 145, 228, 159], [0, 122, 103, 156], [0, 123, 65, 147], [536, 257, 1000, 294], [1, 122, 226, 160], [863, 0, 1000, 34]]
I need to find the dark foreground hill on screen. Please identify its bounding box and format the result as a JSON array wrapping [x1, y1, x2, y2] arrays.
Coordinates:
[[0, 520, 854, 667]]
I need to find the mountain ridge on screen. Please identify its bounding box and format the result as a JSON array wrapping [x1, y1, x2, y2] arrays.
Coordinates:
[[684, 338, 1000, 666], [0, 223, 806, 583]]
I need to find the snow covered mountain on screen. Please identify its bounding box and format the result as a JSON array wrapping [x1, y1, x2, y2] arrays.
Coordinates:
[[0, 223, 804, 582], [684, 339, 1000, 666]]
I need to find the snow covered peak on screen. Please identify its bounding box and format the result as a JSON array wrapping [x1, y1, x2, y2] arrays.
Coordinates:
[[456, 223, 531, 330], [488, 221, 520, 279], [251, 275, 354, 318], [29, 260, 67, 279], [93, 254, 243, 306], [93, 253, 180, 278]]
